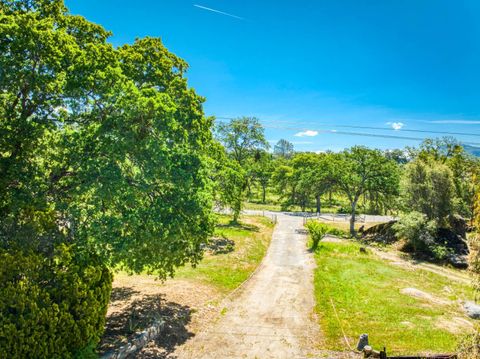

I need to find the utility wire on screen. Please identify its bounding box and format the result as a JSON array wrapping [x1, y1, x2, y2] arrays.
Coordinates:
[[214, 117, 480, 138], [214, 117, 480, 146]]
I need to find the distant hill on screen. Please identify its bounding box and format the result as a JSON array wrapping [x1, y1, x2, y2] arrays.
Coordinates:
[[463, 144, 480, 157]]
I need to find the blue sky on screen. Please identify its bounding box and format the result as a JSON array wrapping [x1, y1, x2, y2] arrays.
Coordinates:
[[65, 0, 480, 152]]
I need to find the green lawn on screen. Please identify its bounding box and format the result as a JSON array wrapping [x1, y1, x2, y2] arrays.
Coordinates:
[[313, 240, 474, 355], [175, 215, 274, 292]]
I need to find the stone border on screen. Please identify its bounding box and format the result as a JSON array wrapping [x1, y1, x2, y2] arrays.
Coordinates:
[[101, 319, 165, 359]]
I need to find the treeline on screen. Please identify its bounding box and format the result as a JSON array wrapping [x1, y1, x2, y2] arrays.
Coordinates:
[[213, 117, 479, 236]]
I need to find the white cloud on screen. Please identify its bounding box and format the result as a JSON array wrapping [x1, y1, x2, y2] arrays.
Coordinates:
[[387, 122, 404, 130], [294, 130, 318, 137]]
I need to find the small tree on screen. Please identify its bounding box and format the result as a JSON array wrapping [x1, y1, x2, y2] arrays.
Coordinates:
[[401, 159, 455, 225], [271, 164, 295, 207], [274, 139, 294, 159], [216, 159, 247, 223], [215, 117, 269, 166], [393, 212, 437, 254], [335, 147, 400, 236], [300, 153, 336, 214], [251, 151, 274, 204]]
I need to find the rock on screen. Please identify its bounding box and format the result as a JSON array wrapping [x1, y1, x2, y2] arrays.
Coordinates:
[[400, 287, 452, 305], [464, 301, 480, 319], [447, 215, 467, 239], [356, 333, 369, 351], [447, 254, 468, 269], [436, 227, 469, 255], [362, 221, 398, 244]]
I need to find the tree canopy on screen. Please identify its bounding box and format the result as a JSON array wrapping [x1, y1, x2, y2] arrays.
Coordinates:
[[274, 139, 294, 159], [0, 0, 215, 277], [215, 117, 269, 165], [335, 146, 400, 235]]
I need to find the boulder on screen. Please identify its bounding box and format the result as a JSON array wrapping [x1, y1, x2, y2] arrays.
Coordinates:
[[464, 301, 480, 319], [447, 214, 467, 238], [436, 227, 469, 255], [446, 254, 468, 269], [362, 220, 397, 244]]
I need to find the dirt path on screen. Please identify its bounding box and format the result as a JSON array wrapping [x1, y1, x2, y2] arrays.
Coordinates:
[[371, 247, 471, 284], [179, 213, 320, 359]]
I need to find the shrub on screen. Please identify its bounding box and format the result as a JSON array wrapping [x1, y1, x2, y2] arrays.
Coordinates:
[[0, 245, 113, 359], [393, 212, 439, 256], [306, 221, 345, 250]]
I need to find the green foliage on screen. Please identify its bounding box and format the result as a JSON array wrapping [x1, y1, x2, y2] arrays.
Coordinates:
[[1, 1, 216, 356], [336, 146, 400, 236], [459, 178, 480, 359], [273, 139, 294, 159], [306, 221, 344, 250], [214, 117, 269, 218], [0, 245, 112, 358], [215, 158, 247, 222], [401, 159, 455, 225], [250, 151, 274, 204], [0, 0, 215, 276], [412, 138, 480, 220], [393, 212, 443, 257], [469, 180, 480, 299], [215, 117, 269, 166]]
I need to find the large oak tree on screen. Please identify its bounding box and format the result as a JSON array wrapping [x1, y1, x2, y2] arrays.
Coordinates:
[[0, 0, 215, 277]]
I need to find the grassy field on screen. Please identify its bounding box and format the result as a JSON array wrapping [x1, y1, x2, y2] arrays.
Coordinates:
[[313, 240, 475, 355], [175, 214, 274, 292]]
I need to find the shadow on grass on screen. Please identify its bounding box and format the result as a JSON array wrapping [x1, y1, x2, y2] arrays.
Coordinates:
[[216, 220, 260, 232], [99, 291, 193, 358]]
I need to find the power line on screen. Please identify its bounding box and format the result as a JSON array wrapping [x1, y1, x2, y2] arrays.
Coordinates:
[[213, 117, 480, 146], [214, 116, 480, 138]]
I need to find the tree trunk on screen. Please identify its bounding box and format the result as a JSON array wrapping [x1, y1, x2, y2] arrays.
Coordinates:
[[350, 200, 358, 237], [316, 195, 321, 214], [262, 184, 266, 204], [233, 208, 240, 223]]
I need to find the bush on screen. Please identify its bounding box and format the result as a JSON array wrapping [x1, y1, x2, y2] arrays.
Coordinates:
[[0, 245, 113, 359], [393, 212, 449, 260], [306, 221, 346, 250]]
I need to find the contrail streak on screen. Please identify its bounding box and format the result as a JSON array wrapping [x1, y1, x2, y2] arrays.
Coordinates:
[[193, 4, 244, 20]]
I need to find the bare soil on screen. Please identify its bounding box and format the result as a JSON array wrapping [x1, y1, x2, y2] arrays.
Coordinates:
[[371, 246, 471, 284], [99, 275, 222, 358]]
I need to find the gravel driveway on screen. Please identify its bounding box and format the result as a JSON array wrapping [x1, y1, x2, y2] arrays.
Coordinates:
[[179, 212, 320, 358]]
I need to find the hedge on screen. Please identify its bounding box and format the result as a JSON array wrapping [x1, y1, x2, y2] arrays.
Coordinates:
[[0, 244, 112, 358]]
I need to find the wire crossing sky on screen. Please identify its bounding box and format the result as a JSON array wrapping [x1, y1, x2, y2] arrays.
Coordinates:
[[65, 0, 480, 152]]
